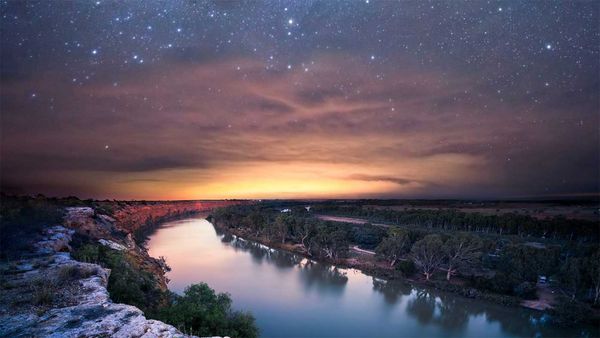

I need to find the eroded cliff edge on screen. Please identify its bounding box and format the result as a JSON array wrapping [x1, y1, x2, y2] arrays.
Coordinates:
[[0, 201, 241, 337]]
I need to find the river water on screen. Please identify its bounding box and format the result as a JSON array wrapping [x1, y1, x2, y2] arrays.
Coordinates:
[[147, 217, 593, 338]]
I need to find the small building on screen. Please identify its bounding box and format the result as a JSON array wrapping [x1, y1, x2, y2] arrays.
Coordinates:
[[281, 208, 291, 213]]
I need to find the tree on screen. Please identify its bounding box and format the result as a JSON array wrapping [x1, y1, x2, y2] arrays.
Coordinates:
[[376, 227, 411, 267], [275, 214, 292, 244], [588, 249, 600, 305], [442, 233, 483, 281], [559, 257, 581, 300], [410, 234, 444, 281], [312, 227, 349, 260], [295, 220, 316, 253], [157, 283, 258, 338]]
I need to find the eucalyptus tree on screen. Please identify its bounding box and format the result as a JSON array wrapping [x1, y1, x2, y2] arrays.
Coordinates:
[[410, 234, 444, 281], [376, 227, 411, 267], [442, 233, 483, 281]]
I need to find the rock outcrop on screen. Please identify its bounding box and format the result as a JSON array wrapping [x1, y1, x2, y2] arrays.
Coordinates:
[[0, 211, 199, 338]]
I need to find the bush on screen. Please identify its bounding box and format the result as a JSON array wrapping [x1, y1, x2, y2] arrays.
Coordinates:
[[72, 243, 164, 312], [57, 264, 96, 282], [72, 244, 100, 263], [156, 283, 259, 338], [29, 278, 55, 306]]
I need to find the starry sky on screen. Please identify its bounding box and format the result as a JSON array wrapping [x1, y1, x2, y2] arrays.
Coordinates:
[[1, 1, 598, 200]]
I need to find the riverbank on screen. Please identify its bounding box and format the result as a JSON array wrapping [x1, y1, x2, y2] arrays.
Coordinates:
[[209, 216, 524, 308], [0, 207, 197, 337], [0, 197, 252, 337]]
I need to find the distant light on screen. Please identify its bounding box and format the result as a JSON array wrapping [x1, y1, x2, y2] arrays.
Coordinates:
[[370, 55, 375, 60], [287, 64, 292, 69], [288, 18, 294, 25], [91, 49, 98, 55], [104, 145, 109, 150], [176, 28, 182, 33], [545, 44, 552, 50], [498, 7, 502, 12]]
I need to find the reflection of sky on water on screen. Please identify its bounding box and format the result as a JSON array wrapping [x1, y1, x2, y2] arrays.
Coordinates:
[[148, 217, 595, 338]]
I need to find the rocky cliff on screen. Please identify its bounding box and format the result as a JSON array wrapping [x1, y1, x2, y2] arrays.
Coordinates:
[[0, 203, 235, 338]]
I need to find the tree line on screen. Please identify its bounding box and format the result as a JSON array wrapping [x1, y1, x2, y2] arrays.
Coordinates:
[[211, 203, 600, 324], [311, 204, 599, 242]]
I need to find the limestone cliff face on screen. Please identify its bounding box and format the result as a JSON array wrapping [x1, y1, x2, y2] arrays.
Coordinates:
[[0, 205, 233, 338], [0, 221, 197, 337], [108, 201, 244, 233], [65, 206, 171, 292]]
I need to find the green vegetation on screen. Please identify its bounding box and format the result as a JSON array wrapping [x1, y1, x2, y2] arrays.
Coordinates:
[[73, 243, 164, 312], [311, 203, 598, 242], [157, 284, 258, 338], [72, 243, 258, 336], [211, 202, 600, 326]]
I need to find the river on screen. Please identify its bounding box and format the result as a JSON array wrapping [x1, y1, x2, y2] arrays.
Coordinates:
[[147, 217, 594, 338]]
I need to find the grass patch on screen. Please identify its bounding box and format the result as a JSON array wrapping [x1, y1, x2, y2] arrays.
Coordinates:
[[57, 264, 97, 282], [29, 277, 56, 306]]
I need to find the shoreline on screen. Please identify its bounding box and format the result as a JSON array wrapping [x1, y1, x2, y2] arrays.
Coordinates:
[[208, 216, 527, 310]]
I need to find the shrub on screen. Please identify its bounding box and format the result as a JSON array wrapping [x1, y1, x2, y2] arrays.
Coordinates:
[[156, 283, 259, 338], [30, 278, 55, 306], [57, 264, 96, 282], [72, 243, 164, 312], [72, 244, 100, 263]]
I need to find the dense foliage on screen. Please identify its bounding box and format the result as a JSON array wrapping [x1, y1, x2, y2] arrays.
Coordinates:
[[310, 204, 599, 242], [73, 243, 165, 312], [72, 243, 258, 336], [156, 283, 258, 338], [212, 202, 600, 325]]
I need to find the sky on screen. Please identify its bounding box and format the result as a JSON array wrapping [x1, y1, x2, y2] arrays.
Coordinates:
[[1, 1, 598, 200]]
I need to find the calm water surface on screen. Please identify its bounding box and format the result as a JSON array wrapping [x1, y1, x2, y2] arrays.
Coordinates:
[[147, 217, 593, 338]]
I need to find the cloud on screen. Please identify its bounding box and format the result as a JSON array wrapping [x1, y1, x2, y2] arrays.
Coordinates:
[[1, 52, 598, 199], [346, 174, 417, 186]]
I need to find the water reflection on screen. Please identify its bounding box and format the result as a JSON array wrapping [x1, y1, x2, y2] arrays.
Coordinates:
[[147, 218, 596, 338], [372, 278, 412, 305], [222, 233, 349, 294]]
